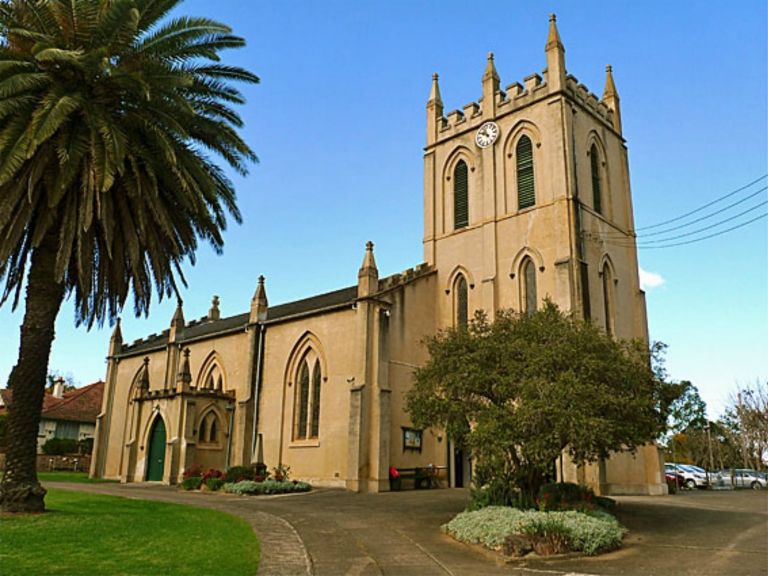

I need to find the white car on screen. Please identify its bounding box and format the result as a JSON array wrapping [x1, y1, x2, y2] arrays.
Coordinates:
[[666, 463, 709, 489]]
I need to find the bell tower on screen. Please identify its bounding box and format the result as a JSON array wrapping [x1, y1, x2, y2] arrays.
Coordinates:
[[423, 15, 646, 342]]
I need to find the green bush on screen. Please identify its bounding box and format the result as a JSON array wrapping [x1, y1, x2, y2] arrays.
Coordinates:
[[538, 482, 595, 512], [469, 460, 520, 510], [443, 506, 626, 557], [224, 465, 260, 483], [181, 477, 203, 491], [222, 480, 311, 496], [205, 477, 225, 491], [42, 438, 79, 455]]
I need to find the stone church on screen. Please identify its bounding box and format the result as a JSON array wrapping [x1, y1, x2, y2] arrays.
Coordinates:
[[90, 16, 666, 495]]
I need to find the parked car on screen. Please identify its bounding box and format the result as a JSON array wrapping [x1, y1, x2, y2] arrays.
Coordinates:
[[715, 469, 766, 490], [665, 470, 685, 490], [665, 463, 709, 489]]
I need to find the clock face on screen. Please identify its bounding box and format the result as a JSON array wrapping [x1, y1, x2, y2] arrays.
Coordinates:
[[475, 121, 499, 148]]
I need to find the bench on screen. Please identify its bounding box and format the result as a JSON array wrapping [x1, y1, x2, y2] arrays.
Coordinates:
[[389, 466, 439, 491]]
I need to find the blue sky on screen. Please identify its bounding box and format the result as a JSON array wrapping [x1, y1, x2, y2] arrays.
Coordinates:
[[0, 1, 765, 419]]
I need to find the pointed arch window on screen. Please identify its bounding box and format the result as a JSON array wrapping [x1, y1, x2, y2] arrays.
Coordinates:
[[602, 263, 614, 336], [522, 258, 537, 314], [455, 274, 469, 328], [590, 143, 602, 214], [295, 353, 322, 440], [198, 411, 221, 445], [454, 160, 469, 229], [201, 361, 224, 391], [517, 136, 535, 210]]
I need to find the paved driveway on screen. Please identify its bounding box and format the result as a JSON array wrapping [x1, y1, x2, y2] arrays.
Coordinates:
[[52, 483, 767, 576]]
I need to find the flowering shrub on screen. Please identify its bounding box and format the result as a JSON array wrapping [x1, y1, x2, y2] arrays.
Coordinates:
[[443, 506, 626, 556], [538, 482, 595, 512], [222, 480, 311, 496], [183, 464, 204, 480], [272, 463, 291, 482], [201, 468, 224, 483]]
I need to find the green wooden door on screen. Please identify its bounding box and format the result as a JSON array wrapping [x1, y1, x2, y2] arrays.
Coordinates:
[[146, 417, 166, 481]]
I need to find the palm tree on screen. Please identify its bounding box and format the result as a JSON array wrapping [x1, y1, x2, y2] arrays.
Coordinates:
[[0, 0, 257, 512]]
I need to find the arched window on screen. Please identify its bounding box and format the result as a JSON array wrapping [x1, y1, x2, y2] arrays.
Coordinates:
[[455, 274, 468, 328], [311, 359, 322, 438], [602, 262, 614, 336], [454, 160, 469, 229], [516, 136, 535, 209], [295, 353, 322, 440], [200, 361, 224, 391], [590, 143, 602, 214], [198, 410, 221, 444], [522, 258, 537, 314]]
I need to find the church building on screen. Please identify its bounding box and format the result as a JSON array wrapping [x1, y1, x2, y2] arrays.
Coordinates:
[[90, 16, 666, 495]]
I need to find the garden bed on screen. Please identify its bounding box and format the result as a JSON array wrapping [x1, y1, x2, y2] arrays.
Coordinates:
[[443, 506, 626, 558]]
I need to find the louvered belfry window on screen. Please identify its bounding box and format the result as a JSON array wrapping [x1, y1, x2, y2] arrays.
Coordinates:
[[454, 160, 469, 229], [516, 136, 535, 210], [456, 275, 468, 327], [591, 144, 602, 214]]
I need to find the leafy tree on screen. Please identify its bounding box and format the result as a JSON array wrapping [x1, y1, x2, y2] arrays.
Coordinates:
[[0, 0, 257, 512], [665, 380, 707, 437], [406, 302, 676, 507], [720, 381, 768, 470]]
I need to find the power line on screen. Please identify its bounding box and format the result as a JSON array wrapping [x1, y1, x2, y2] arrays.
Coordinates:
[[635, 212, 766, 249], [636, 200, 768, 245], [635, 174, 767, 232], [637, 186, 767, 238]]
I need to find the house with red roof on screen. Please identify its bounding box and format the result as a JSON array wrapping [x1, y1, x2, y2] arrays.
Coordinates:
[[0, 379, 104, 453]]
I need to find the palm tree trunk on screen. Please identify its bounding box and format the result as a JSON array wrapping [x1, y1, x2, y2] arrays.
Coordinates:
[[0, 230, 65, 513]]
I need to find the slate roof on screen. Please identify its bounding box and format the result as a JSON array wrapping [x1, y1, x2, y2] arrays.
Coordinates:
[[119, 285, 358, 357], [0, 381, 104, 424]]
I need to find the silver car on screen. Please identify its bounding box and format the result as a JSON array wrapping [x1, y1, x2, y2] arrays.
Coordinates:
[[720, 469, 767, 490]]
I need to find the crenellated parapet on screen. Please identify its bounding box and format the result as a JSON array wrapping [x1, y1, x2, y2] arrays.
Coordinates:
[[427, 15, 621, 148], [376, 262, 433, 294]]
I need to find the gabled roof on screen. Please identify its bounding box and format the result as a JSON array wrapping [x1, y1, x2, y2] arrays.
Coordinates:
[[0, 381, 104, 424], [119, 285, 359, 357]]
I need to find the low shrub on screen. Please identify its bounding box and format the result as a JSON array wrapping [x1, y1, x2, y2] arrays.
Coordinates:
[[205, 477, 225, 492], [224, 465, 261, 483], [202, 468, 224, 483], [538, 482, 595, 512], [443, 506, 626, 557], [272, 463, 291, 482], [222, 479, 311, 496], [42, 438, 79, 456], [183, 464, 204, 480], [181, 477, 203, 491]]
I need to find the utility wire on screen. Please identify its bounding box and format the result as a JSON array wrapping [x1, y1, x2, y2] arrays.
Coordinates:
[[636, 200, 768, 244], [632, 186, 767, 238], [635, 212, 767, 249], [635, 174, 767, 231]]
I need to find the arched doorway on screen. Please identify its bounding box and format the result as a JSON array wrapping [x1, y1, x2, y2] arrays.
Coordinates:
[[146, 416, 166, 481]]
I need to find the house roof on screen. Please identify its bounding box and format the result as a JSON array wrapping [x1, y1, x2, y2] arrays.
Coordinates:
[[0, 381, 104, 424]]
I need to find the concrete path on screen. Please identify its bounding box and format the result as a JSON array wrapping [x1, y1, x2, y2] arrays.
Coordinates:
[[51, 482, 768, 576]]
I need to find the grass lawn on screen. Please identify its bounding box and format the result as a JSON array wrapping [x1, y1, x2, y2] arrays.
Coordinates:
[[0, 489, 260, 575], [38, 471, 116, 483]]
